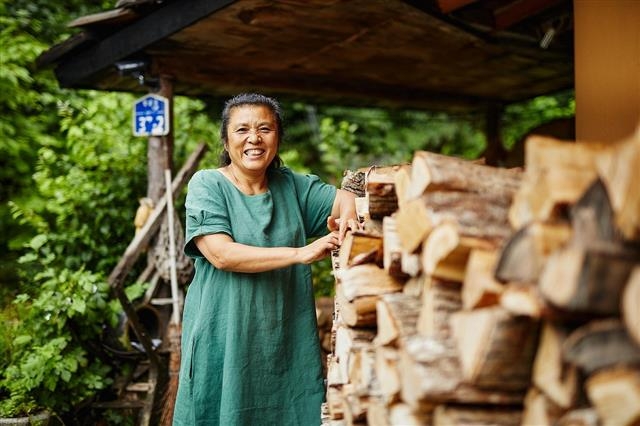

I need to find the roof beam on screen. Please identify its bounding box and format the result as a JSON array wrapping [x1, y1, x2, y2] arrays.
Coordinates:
[[434, 0, 479, 14], [494, 0, 564, 30], [55, 0, 235, 87]]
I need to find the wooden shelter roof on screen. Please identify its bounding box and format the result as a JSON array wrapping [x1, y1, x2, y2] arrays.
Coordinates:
[[39, 0, 574, 112]]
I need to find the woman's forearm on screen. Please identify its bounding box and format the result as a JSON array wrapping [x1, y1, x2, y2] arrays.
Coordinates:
[[195, 232, 339, 273]]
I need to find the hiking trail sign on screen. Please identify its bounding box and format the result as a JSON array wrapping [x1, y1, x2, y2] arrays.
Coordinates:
[[133, 94, 169, 137]]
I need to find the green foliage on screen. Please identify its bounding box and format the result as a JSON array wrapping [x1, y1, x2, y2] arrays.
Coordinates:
[[0, 268, 115, 417], [502, 90, 575, 149]]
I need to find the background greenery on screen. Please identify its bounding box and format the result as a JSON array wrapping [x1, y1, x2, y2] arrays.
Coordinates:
[[0, 0, 575, 420]]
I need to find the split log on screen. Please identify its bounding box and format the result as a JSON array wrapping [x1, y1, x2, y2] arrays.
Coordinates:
[[417, 278, 462, 340], [539, 241, 640, 315], [396, 191, 511, 254], [375, 345, 401, 405], [393, 164, 412, 208], [402, 275, 424, 297], [451, 306, 539, 391], [354, 196, 370, 225], [421, 191, 513, 244], [366, 396, 390, 426], [375, 292, 421, 347], [341, 383, 368, 424], [500, 282, 589, 322], [334, 264, 403, 302], [399, 335, 523, 409], [510, 132, 640, 239], [556, 408, 600, 426], [338, 230, 383, 268], [622, 267, 640, 346], [509, 135, 611, 229], [570, 178, 617, 244], [585, 365, 640, 426], [388, 402, 433, 426], [494, 220, 572, 284], [326, 385, 345, 420], [405, 150, 522, 202], [334, 325, 376, 389], [433, 404, 522, 426], [462, 248, 504, 309], [327, 353, 347, 387], [532, 322, 579, 408], [401, 251, 422, 278], [395, 197, 432, 253], [348, 343, 377, 394], [421, 221, 495, 282], [382, 215, 409, 279], [335, 286, 377, 328], [367, 165, 405, 219], [562, 319, 640, 375], [595, 128, 640, 240], [421, 221, 469, 282], [522, 387, 564, 426], [499, 282, 548, 319]]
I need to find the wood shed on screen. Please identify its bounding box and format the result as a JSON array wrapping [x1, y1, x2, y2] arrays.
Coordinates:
[[39, 1, 640, 425]]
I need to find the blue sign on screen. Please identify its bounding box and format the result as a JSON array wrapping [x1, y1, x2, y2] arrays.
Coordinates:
[[133, 94, 170, 137]]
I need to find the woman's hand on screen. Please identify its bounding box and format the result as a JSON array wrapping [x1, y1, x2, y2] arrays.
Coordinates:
[[297, 231, 340, 264], [329, 189, 358, 244]]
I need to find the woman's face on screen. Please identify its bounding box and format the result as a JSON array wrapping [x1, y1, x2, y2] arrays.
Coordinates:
[[225, 105, 279, 174]]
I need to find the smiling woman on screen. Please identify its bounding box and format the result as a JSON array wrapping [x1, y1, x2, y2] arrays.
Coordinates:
[[172, 93, 357, 425]]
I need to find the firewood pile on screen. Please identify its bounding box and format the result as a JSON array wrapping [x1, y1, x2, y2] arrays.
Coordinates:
[[324, 131, 640, 426]]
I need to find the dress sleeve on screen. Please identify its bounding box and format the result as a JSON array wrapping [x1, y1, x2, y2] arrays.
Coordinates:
[[290, 169, 337, 238], [183, 170, 232, 258]]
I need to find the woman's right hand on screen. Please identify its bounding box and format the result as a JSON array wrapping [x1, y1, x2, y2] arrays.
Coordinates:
[[298, 231, 340, 264]]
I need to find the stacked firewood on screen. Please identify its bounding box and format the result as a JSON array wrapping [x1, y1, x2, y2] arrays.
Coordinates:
[[324, 130, 640, 426]]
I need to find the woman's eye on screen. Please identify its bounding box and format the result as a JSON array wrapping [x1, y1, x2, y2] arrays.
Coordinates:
[[260, 127, 272, 133]]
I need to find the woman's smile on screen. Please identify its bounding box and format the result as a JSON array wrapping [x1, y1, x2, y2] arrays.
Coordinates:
[[226, 105, 278, 172]]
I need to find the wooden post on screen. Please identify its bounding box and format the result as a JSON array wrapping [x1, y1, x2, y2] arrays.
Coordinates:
[[574, 0, 640, 143], [483, 102, 504, 166], [147, 75, 174, 203]]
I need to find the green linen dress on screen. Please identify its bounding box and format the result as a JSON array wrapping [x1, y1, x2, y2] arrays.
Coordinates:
[[172, 167, 336, 426]]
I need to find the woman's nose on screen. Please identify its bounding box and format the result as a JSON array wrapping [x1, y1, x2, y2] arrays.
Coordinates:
[[247, 129, 261, 143]]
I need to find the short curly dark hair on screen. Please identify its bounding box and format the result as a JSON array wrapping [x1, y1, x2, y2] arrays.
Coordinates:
[[219, 93, 283, 169]]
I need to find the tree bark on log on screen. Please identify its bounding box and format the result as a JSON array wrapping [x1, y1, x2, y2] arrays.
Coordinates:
[[494, 220, 572, 284], [382, 215, 409, 279], [406, 150, 522, 202], [433, 404, 522, 426], [399, 335, 524, 409], [367, 165, 405, 219], [335, 264, 403, 302], [451, 306, 539, 391], [335, 285, 378, 328], [539, 241, 640, 315], [562, 319, 640, 376], [509, 135, 610, 229], [375, 292, 421, 347], [417, 278, 462, 340], [375, 345, 401, 405]]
